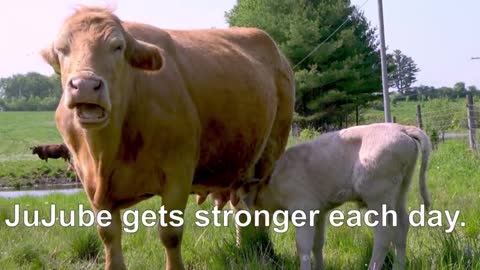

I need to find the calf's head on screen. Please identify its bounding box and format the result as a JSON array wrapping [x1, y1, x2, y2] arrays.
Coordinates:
[[236, 178, 280, 213], [41, 7, 164, 130]]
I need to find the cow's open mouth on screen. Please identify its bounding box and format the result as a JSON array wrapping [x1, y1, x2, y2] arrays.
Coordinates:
[[75, 103, 109, 124]]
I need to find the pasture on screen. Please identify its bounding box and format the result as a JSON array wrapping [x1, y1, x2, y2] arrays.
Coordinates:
[[0, 111, 479, 270], [0, 112, 75, 188], [360, 98, 474, 131]]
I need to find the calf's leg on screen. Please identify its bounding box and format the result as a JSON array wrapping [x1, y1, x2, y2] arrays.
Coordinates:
[[296, 224, 316, 270], [367, 201, 396, 270], [392, 204, 409, 270], [312, 214, 327, 270]]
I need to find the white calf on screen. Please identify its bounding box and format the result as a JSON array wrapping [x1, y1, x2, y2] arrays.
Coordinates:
[[238, 123, 431, 270]]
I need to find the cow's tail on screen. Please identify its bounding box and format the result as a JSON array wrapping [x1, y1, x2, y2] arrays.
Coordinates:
[[403, 125, 432, 209]]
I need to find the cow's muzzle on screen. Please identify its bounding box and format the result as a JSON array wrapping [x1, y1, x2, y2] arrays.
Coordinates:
[[64, 72, 111, 128]]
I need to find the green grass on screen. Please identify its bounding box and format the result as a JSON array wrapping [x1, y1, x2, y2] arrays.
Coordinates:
[[0, 111, 479, 269], [0, 139, 479, 269], [360, 99, 469, 131], [0, 111, 62, 155], [0, 111, 73, 187]]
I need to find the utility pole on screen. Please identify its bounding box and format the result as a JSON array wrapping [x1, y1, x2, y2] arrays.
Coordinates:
[[377, 0, 391, 122]]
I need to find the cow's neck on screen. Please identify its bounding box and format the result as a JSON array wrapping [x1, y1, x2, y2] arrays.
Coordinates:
[[81, 81, 135, 209]]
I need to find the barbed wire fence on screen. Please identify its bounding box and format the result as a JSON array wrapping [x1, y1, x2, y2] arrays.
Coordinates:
[[366, 93, 478, 152], [291, 93, 479, 153]]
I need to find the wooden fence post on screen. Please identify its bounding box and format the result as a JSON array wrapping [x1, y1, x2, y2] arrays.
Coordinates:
[[416, 104, 423, 130], [466, 93, 477, 152]]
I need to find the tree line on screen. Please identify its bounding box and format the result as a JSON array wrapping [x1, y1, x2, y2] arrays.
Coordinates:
[[0, 72, 61, 111], [1, 0, 477, 131]]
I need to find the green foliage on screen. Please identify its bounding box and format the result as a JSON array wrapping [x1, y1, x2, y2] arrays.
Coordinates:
[[424, 98, 457, 136], [1, 96, 59, 111], [226, 0, 382, 130], [299, 127, 321, 141], [387, 49, 420, 93], [400, 81, 477, 102], [429, 128, 439, 150], [0, 72, 61, 111]]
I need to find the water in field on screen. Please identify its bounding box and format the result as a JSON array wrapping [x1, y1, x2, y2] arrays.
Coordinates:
[[0, 184, 82, 198]]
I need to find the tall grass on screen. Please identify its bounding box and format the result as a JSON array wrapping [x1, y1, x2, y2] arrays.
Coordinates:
[[0, 110, 479, 269], [0, 139, 478, 269]]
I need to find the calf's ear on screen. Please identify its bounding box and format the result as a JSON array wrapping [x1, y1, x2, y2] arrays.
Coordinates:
[[125, 34, 164, 71], [40, 44, 61, 74]]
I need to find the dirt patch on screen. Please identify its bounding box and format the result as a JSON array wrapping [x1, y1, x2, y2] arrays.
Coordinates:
[[0, 172, 78, 190]]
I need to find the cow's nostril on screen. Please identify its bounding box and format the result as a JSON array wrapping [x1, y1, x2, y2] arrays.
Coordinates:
[[69, 79, 79, 90], [93, 80, 103, 91]]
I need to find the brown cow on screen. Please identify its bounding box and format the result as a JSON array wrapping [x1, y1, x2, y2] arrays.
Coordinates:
[[40, 6, 295, 270], [30, 143, 71, 163]]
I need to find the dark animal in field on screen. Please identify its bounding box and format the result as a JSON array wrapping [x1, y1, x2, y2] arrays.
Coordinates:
[[40, 6, 295, 270], [30, 143, 71, 163]]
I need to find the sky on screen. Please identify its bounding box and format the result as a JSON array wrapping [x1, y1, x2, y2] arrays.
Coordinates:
[[0, 0, 478, 88]]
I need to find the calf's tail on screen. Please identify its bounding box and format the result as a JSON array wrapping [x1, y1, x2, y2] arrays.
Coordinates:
[[402, 125, 432, 209]]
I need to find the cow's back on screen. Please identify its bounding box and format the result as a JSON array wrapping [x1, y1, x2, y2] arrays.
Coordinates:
[[122, 22, 295, 190]]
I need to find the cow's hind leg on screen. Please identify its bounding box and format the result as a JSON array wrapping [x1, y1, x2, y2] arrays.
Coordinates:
[[253, 68, 294, 185], [236, 70, 295, 250]]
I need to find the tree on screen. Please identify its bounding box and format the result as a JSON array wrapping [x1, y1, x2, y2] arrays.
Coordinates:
[[387, 49, 420, 94], [0, 72, 62, 111], [226, 0, 382, 129], [0, 72, 61, 99]]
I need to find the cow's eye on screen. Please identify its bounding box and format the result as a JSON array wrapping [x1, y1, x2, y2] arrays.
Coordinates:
[[56, 46, 70, 56], [111, 42, 124, 53], [114, 45, 123, 52]]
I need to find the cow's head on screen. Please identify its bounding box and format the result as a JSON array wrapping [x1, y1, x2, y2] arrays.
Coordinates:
[[30, 146, 39, 155], [40, 7, 164, 130]]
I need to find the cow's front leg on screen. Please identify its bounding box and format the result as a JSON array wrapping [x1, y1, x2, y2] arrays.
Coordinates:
[[159, 169, 192, 270], [95, 208, 126, 270]]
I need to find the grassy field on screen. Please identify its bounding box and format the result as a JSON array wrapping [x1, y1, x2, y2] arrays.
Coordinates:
[[0, 110, 479, 269], [359, 98, 474, 132], [0, 111, 75, 188]]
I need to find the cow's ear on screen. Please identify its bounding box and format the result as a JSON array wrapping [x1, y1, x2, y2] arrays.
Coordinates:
[[125, 35, 164, 71], [40, 44, 61, 74]]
